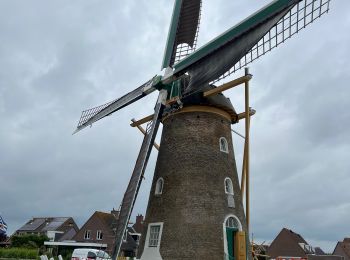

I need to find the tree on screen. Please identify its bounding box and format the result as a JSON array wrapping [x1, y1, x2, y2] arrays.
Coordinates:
[[11, 234, 49, 248], [0, 232, 8, 242]]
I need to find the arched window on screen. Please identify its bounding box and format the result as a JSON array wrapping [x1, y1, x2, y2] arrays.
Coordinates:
[[155, 178, 164, 195], [224, 178, 234, 195], [226, 216, 240, 229], [219, 137, 229, 153]]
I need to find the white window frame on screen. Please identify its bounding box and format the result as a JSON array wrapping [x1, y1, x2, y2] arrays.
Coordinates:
[[96, 230, 103, 240], [145, 222, 163, 249], [224, 177, 234, 195], [219, 137, 229, 153], [122, 229, 128, 242], [155, 177, 164, 195], [84, 230, 91, 240], [226, 216, 240, 228]]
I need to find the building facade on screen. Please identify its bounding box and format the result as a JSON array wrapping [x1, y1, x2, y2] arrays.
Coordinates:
[[333, 238, 350, 260], [137, 100, 249, 260], [15, 217, 78, 242], [73, 210, 140, 257], [267, 228, 343, 260]]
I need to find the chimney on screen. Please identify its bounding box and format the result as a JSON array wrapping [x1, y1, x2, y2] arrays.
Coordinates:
[[136, 214, 144, 225]]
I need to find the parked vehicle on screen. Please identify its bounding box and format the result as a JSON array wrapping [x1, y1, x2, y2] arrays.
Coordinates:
[[71, 249, 110, 260]]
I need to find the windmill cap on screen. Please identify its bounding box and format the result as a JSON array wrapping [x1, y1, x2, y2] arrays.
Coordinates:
[[181, 84, 238, 123]]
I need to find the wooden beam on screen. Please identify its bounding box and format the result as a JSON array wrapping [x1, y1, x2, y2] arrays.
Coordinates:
[[130, 114, 154, 127], [244, 67, 250, 235], [203, 74, 252, 97], [241, 141, 247, 196], [131, 119, 160, 151], [240, 115, 250, 196], [237, 109, 256, 121]]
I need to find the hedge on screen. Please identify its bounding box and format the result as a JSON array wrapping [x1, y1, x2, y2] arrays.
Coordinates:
[[0, 247, 38, 259]]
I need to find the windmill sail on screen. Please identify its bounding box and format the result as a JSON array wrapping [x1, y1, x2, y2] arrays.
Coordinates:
[[212, 0, 331, 83], [111, 95, 165, 259], [162, 0, 202, 69], [73, 76, 158, 134], [173, 0, 330, 92]]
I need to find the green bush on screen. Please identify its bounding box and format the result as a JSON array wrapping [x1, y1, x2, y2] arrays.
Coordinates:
[[11, 235, 49, 248], [0, 247, 38, 259]]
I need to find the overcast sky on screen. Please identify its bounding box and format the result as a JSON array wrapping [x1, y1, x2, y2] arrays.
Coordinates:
[[1, 0, 349, 253]]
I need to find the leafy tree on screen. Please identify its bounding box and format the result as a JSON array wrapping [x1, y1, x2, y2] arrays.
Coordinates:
[[11, 234, 49, 248], [0, 233, 7, 242]]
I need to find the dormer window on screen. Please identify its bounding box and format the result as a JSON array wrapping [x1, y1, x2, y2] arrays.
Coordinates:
[[84, 230, 91, 239], [97, 230, 103, 240], [155, 178, 164, 195], [219, 137, 229, 153]]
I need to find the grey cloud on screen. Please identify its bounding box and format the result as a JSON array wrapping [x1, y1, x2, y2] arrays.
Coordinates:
[[1, 0, 349, 254]]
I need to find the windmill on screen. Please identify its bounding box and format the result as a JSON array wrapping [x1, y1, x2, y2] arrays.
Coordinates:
[[73, 0, 331, 259]]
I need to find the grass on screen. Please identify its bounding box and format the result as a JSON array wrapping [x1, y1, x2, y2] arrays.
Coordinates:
[[0, 248, 38, 259]]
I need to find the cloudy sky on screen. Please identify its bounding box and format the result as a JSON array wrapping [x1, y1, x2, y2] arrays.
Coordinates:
[[1, 0, 349, 253]]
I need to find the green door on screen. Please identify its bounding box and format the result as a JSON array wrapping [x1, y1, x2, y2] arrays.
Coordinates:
[[226, 227, 238, 260]]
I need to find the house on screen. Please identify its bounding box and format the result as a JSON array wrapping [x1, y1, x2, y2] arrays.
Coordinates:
[[315, 247, 326, 255], [132, 214, 144, 234], [73, 210, 118, 254], [73, 209, 141, 257], [333, 238, 350, 260], [14, 217, 79, 242], [267, 228, 342, 260], [267, 228, 312, 259]]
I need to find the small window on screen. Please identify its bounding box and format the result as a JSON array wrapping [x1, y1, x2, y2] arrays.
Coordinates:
[[219, 137, 229, 153], [226, 217, 239, 228], [84, 230, 91, 239], [96, 230, 103, 240], [225, 178, 234, 195], [148, 225, 161, 247], [155, 178, 164, 195]]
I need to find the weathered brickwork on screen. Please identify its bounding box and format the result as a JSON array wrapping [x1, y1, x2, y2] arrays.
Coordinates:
[[138, 107, 248, 260]]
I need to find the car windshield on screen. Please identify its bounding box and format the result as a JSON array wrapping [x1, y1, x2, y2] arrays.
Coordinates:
[[96, 251, 110, 259], [87, 252, 96, 259]]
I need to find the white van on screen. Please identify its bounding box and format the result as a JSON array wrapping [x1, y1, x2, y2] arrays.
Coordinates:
[[71, 249, 111, 260]]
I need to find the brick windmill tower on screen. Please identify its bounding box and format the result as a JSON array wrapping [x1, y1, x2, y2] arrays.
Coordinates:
[[74, 0, 331, 259]]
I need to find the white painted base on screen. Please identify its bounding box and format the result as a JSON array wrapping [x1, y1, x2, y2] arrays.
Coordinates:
[[139, 222, 164, 260], [139, 248, 163, 260]]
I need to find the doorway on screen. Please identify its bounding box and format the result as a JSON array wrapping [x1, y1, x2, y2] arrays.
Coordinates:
[[225, 216, 241, 260], [226, 227, 238, 260]]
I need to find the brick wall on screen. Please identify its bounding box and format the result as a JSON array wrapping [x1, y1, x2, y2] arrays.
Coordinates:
[[138, 108, 248, 260]]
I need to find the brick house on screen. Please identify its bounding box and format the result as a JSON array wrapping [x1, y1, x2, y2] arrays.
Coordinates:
[[73, 210, 117, 254], [267, 228, 342, 260], [14, 217, 79, 242], [267, 228, 312, 259], [132, 214, 144, 234], [73, 210, 143, 257], [333, 238, 350, 260]]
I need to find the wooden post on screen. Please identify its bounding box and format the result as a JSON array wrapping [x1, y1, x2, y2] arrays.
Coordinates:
[[203, 75, 252, 97], [244, 67, 250, 234], [131, 119, 160, 151], [241, 114, 251, 196], [130, 114, 154, 127], [241, 142, 247, 196]]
